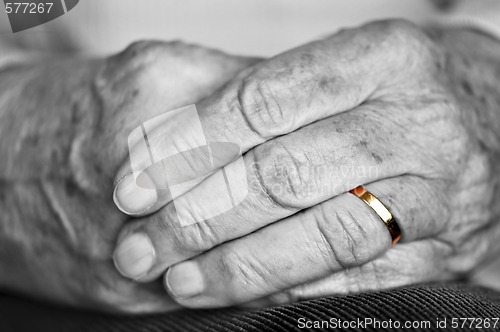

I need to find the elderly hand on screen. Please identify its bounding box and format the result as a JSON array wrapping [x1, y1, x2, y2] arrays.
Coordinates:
[[0, 41, 257, 312], [113, 20, 500, 308]]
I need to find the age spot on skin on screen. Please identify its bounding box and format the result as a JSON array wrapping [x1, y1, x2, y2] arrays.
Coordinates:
[[299, 53, 315, 65], [319, 78, 330, 91], [460, 80, 474, 96], [0, 186, 6, 203], [371, 152, 383, 164], [71, 102, 80, 126], [64, 180, 79, 198], [24, 135, 40, 147]]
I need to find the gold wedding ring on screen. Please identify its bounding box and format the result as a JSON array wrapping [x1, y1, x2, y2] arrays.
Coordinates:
[[350, 186, 401, 247]]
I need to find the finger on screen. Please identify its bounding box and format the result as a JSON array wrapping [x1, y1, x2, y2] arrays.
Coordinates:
[[246, 240, 450, 307], [266, 212, 500, 306], [113, 20, 427, 214], [163, 175, 449, 308], [113, 101, 433, 281]]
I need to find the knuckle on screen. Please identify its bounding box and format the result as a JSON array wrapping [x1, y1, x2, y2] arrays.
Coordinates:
[[417, 101, 469, 177], [252, 140, 311, 209], [380, 19, 422, 38], [121, 40, 165, 59], [216, 247, 269, 298], [171, 222, 220, 255], [96, 40, 178, 88], [93, 40, 188, 113], [235, 76, 288, 139], [313, 201, 382, 269], [373, 19, 443, 72], [151, 211, 218, 255], [111, 40, 165, 71], [118, 40, 190, 63], [379, 19, 426, 47]]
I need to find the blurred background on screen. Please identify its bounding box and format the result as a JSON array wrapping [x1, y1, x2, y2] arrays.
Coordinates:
[[2, 0, 436, 57]]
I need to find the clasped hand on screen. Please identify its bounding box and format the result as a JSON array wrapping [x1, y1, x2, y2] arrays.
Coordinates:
[[111, 20, 500, 309]]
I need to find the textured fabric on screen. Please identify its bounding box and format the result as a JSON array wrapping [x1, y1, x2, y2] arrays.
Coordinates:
[[2, 283, 500, 332]]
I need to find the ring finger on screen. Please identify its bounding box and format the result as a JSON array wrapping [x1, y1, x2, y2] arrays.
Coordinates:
[[113, 101, 437, 281], [164, 175, 449, 307]]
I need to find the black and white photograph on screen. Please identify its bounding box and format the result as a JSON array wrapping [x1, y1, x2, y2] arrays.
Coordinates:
[[1, 1, 500, 331]]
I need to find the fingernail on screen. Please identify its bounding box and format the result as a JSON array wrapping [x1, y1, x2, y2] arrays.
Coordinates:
[[113, 174, 157, 215], [165, 261, 205, 299], [113, 233, 155, 279]]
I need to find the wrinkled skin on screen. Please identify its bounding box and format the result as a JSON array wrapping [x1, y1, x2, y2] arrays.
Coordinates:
[[0, 41, 257, 313], [112, 21, 500, 308], [2, 18, 500, 314]]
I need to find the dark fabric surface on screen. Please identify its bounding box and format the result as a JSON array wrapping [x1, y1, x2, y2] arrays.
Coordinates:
[[2, 283, 500, 332]]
